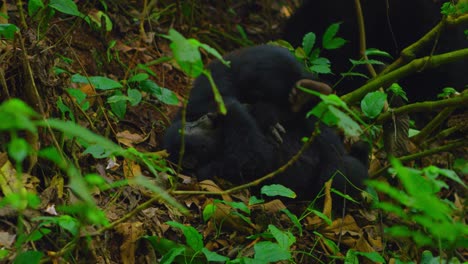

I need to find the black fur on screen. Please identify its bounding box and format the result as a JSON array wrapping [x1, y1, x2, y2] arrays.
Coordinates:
[[282, 0, 467, 101], [165, 45, 326, 181], [163, 105, 369, 200]]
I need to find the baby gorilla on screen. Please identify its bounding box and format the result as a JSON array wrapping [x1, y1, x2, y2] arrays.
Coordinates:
[[163, 105, 369, 201], [166, 45, 332, 181]]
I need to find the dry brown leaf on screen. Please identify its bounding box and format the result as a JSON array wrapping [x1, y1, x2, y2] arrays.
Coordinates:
[[251, 199, 286, 214], [0, 231, 16, 247], [323, 179, 333, 218], [115, 222, 144, 264], [117, 130, 145, 147], [0, 152, 40, 195], [79, 84, 96, 106], [123, 159, 141, 179], [199, 180, 232, 202]]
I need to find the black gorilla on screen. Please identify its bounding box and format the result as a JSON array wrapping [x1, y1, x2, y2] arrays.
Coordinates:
[[282, 0, 467, 101], [165, 45, 332, 181], [163, 107, 369, 200]]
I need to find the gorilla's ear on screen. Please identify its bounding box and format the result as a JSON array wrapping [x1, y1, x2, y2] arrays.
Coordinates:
[[290, 79, 333, 112]]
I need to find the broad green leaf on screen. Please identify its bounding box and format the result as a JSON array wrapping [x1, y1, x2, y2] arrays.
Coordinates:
[[127, 89, 142, 106], [49, 0, 83, 17], [322, 22, 346, 50], [328, 106, 362, 137], [302, 32, 316, 55], [166, 221, 204, 251], [0, 24, 19, 40], [353, 251, 386, 263], [139, 79, 179, 105], [198, 42, 227, 65], [261, 184, 296, 198], [66, 88, 89, 111], [248, 196, 264, 205], [268, 225, 295, 249], [109, 91, 127, 119], [8, 138, 29, 163], [361, 91, 387, 119], [0, 99, 38, 132], [28, 0, 45, 16], [202, 204, 216, 221], [128, 73, 149, 83], [83, 144, 112, 158], [166, 29, 204, 77], [254, 242, 291, 262], [160, 247, 186, 264], [71, 74, 122, 90], [202, 248, 229, 262], [309, 64, 331, 74], [13, 250, 43, 264]]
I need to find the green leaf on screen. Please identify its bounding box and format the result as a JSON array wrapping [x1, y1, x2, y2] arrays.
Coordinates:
[[437, 87, 458, 98], [268, 225, 295, 249], [302, 32, 316, 55], [88, 11, 112, 31], [349, 58, 385, 66], [202, 204, 216, 222], [309, 209, 333, 225], [219, 200, 250, 214], [254, 241, 291, 262], [248, 196, 264, 205], [109, 91, 127, 119], [160, 247, 186, 264], [128, 73, 149, 83], [354, 251, 386, 263], [198, 42, 228, 65], [49, 0, 83, 17], [139, 79, 179, 105], [28, 0, 45, 16], [166, 221, 204, 251], [83, 144, 112, 158], [328, 106, 362, 137], [0, 249, 9, 259], [365, 48, 393, 59], [8, 138, 30, 163], [13, 250, 43, 264], [202, 248, 229, 262], [387, 83, 408, 101], [261, 184, 296, 198], [71, 74, 122, 90], [166, 29, 204, 77], [322, 22, 346, 50], [280, 209, 302, 235], [0, 99, 39, 132], [341, 71, 370, 79], [127, 89, 142, 106], [309, 64, 331, 74], [361, 91, 387, 119], [66, 88, 90, 111], [0, 24, 19, 40]]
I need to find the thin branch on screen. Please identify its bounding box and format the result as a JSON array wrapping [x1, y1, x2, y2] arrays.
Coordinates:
[[376, 93, 468, 124], [342, 48, 468, 104]]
